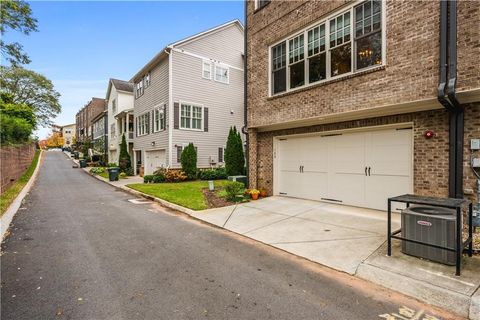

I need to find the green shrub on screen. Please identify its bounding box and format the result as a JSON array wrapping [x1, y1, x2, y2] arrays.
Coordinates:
[[125, 167, 134, 176], [118, 134, 131, 172], [181, 143, 197, 179], [107, 163, 118, 168], [0, 114, 33, 144], [90, 167, 105, 174], [199, 167, 228, 180], [153, 175, 165, 183], [143, 175, 154, 183], [225, 126, 245, 176], [224, 181, 245, 201], [119, 172, 127, 178]]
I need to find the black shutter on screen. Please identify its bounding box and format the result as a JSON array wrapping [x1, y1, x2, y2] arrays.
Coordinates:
[[174, 102, 179, 129], [177, 146, 183, 162], [163, 104, 167, 130], [150, 110, 154, 133], [218, 147, 223, 163], [204, 107, 208, 132]]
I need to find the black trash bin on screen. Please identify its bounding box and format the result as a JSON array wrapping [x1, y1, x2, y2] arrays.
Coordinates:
[[107, 167, 120, 181], [74, 151, 79, 159], [79, 159, 87, 168]]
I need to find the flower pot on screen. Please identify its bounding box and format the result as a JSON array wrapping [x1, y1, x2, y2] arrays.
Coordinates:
[[251, 193, 259, 200], [260, 190, 267, 197]]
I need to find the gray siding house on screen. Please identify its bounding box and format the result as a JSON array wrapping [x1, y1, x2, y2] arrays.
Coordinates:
[[131, 20, 244, 175]]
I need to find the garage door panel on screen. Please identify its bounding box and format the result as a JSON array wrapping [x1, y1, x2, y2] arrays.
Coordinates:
[[275, 127, 412, 211], [366, 175, 411, 211], [329, 173, 365, 206], [145, 150, 166, 175]]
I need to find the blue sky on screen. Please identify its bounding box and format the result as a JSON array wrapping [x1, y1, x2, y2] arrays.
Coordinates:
[[3, 1, 244, 139]]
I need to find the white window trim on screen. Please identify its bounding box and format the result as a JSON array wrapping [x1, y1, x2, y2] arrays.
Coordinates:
[[202, 60, 212, 80], [136, 112, 149, 137], [214, 63, 230, 84], [153, 103, 166, 133], [254, 0, 269, 10], [179, 101, 204, 132], [268, 0, 386, 97]]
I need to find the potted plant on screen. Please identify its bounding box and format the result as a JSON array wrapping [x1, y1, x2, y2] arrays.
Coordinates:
[[249, 189, 260, 200], [259, 188, 267, 198]]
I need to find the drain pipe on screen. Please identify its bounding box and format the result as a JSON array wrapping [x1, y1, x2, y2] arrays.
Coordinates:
[[437, 0, 464, 199], [242, 0, 249, 187]]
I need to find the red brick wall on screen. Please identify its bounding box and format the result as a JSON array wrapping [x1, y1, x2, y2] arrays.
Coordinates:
[[249, 103, 480, 204], [246, 0, 480, 128], [0, 144, 36, 194]]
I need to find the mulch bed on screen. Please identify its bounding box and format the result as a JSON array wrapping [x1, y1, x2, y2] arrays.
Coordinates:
[[202, 188, 235, 209]]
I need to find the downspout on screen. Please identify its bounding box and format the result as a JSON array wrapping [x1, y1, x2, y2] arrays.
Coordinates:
[[446, 0, 464, 199], [242, 0, 249, 186], [437, 0, 463, 199]]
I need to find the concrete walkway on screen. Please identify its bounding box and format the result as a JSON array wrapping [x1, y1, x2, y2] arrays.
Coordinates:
[[191, 197, 480, 319], [191, 196, 397, 275]]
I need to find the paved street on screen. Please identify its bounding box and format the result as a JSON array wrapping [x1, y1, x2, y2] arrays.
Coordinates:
[[1, 151, 457, 320]]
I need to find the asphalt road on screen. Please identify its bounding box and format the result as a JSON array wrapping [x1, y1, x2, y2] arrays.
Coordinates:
[[1, 151, 457, 320]]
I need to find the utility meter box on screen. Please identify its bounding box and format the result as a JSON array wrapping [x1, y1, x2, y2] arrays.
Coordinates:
[[471, 139, 480, 150], [473, 158, 480, 168]]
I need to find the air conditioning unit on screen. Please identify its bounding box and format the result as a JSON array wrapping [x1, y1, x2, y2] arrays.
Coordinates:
[[401, 205, 457, 265]]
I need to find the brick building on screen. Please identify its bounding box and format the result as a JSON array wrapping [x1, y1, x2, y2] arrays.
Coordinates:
[[75, 98, 107, 144], [246, 0, 480, 210]]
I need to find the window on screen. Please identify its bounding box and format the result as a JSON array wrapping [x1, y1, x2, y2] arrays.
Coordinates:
[[110, 123, 116, 138], [329, 11, 351, 77], [202, 60, 212, 79], [214, 64, 229, 84], [355, 0, 382, 70], [288, 34, 305, 89], [268, 0, 383, 96], [112, 99, 117, 114], [144, 73, 150, 88], [180, 103, 202, 130], [271, 42, 286, 94], [154, 107, 165, 132], [136, 112, 150, 136], [307, 23, 326, 83], [255, 0, 269, 10], [135, 80, 143, 98]]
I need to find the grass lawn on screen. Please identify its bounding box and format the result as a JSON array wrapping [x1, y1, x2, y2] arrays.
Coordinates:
[[0, 150, 41, 216], [127, 180, 230, 210]]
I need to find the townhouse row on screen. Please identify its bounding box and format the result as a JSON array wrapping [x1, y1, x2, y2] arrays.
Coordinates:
[[73, 0, 480, 213], [75, 20, 245, 175]]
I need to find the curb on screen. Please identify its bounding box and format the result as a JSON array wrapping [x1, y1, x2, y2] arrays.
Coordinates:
[[1, 150, 43, 241]]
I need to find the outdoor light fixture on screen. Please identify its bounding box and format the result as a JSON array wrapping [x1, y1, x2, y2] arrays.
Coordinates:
[[424, 130, 435, 139], [151, 141, 155, 146]]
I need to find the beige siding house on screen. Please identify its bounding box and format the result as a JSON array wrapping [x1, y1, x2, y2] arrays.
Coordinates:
[[131, 20, 244, 175], [105, 79, 134, 164]]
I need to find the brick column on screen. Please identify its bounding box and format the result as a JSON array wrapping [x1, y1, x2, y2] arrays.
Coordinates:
[[248, 128, 258, 189]]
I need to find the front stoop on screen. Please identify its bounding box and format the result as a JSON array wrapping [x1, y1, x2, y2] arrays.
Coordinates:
[[356, 242, 480, 319]]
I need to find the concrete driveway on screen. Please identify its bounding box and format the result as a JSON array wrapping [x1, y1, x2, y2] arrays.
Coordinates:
[[191, 196, 400, 275]]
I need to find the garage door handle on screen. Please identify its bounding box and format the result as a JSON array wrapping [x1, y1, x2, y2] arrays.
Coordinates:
[[368, 167, 371, 176], [365, 167, 368, 176]]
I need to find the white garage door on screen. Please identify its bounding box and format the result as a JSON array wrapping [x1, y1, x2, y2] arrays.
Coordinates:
[[145, 150, 166, 175], [275, 128, 413, 211]]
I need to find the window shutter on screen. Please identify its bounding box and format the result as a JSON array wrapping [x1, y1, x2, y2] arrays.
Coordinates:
[[177, 146, 183, 162], [174, 102, 179, 129], [135, 117, 138, 137], [218, 147, 223, 163], [204, 107, 209, 132], [150, 111, 154, 133], [163, 104, 167, 130]]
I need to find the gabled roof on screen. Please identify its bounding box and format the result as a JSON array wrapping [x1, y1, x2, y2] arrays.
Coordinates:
[[130, 19, 243, 83], [106, 78, 133, 100], [111, 79, 133, 93]]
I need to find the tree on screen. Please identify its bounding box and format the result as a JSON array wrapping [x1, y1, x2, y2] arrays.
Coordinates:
[[181, 143, 197, 179], [0, 0, 38, 65], [0, 66, 61, 127], [224, 126, 245, 176], [118, 134, 131, 172], [45, 131, 64, 148], [1, 93, 36, 128]]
